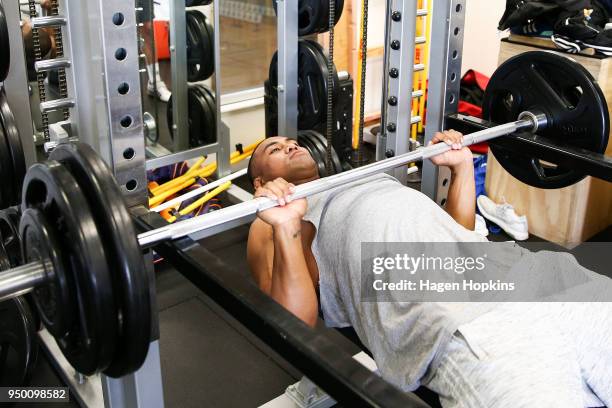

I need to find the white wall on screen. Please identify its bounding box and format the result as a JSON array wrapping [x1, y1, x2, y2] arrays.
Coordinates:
[[461, 0, 508, 76]]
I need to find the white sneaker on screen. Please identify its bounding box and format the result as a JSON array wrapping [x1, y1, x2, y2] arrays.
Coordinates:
[[474, 214, 489, 237], [147, 80, 171, 103], [477, 195, 529, 241]]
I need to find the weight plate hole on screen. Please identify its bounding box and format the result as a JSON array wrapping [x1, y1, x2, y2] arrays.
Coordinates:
[[442, 178, 449, 187], [115, 48, 127, 61], [112, 13, 124, 26], [503, 92, 514, 110], [123, 148, 135, 160], [456, 4, 462, 12], [117, 82, 130, 95], [450, 72, 457, 82], [299, 10, 311, 29], [126, 179, 138, 191], [449, 94, 456, 104], [562, 85, 583, 110], [25, 180, 48, 206], [452, 50, 458, 59], [454, 27, 460, 36], [440, 198, 447, 206]]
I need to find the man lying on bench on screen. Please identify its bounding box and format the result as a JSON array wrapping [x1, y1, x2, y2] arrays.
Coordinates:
[[246, 133, 612, 408]]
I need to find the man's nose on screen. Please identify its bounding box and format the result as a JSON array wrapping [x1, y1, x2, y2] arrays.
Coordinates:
[[286, 143, 298, 153]]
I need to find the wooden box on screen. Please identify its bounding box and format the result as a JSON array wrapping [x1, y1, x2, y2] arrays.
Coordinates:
[[485, 39, 612, 246]]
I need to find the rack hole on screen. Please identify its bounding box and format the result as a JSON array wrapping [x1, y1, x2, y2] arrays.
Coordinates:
[[123, 148, 135, 160], [112, 13, 124, 26], [115, 48, 127, 61], [117, 82, 130, 95], [120, 115, 133, 128], [126, 179, 138, 191]]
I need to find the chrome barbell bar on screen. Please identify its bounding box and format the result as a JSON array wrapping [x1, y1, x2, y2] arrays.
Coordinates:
[[0, 111, 546, 302]]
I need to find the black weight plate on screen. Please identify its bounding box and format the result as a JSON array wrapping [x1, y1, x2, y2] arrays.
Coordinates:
[[0, 240, 10, 271], [269, 40, 338, 130], [187, 84, 211, 146], [0, 4, 9, 82], [198, 85, 218, 144], [49, 143, 151, 378], [167, 85, 210, 148], [273, 0, 343, 36], [482, 51, 609, 189], [0, 297, 39, 387], [0, 206, 21, 267], [194, 85, 216, 145], [317, 0, 345, 33], [0, 115, 14, 209], [309, 129, 342, 175], [0, 90, 26, 201], [302, 130, 327, 176], [307, 40, 339, 103], [306, 129, 334, 176], [200, 11, 215, 80], [186, 0, 212, 6], [20, 208, 71, 339], [298, 131, 326, 177], [186, 10, 214, 82], [193, 84, 217, 146], [22, 162, 117, 375]]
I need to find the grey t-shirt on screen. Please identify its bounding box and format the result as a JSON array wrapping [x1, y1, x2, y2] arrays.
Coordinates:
[[302, 173, 498, 391]]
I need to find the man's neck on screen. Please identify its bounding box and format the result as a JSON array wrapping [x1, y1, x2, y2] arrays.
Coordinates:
[[293, 174, 320, 185]]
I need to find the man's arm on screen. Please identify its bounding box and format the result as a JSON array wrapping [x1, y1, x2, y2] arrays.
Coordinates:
[[269, 220, 318, 327], [247, 179, 319, 327], [445, 162, 476, 230], [429, 130, 476, 230]]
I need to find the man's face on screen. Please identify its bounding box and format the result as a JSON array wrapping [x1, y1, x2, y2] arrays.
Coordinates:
[[251, 137, 318, 187]]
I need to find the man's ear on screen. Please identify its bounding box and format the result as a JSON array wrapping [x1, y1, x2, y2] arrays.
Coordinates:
[[253, 176, 264, 189]]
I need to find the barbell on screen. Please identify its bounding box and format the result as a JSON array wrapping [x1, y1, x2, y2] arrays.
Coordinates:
[[0, 111, 544, 378], [0, 51, 609, 379]]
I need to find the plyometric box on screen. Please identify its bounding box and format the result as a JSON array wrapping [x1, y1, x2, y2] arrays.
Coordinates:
[[485, 39, 612, 247]]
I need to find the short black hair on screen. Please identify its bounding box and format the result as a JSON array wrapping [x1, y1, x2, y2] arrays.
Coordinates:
[[247, 140, 264, 186]]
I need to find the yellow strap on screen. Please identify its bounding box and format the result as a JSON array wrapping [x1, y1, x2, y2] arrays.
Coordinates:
[[351, 0, 368, 150], [418, 0, 432, 134], [183, 157, 206, 177], [151, 162, 216, 196], [167, 181, 232, 223], [148, 178, 195, 208]]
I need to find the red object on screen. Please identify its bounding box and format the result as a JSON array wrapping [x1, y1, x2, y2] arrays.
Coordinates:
[[462, 69, 489, 92], [458, 69, 490, 154], [154, 20, 170, 61]]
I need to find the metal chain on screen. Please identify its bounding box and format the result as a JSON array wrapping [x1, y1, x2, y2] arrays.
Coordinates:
[[325, 0, 335, 175], [357, 0, 369, 163], [49, 0, 69, 121], [28, 0, 50, 141]]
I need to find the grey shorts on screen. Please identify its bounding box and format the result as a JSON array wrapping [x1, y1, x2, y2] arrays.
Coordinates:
[[425, 302, 612, 408]]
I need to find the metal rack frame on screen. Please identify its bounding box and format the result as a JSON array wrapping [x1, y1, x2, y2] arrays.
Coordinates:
[[421, 0, 466, 202], [159, 0, 232, 179], [0, 0, 469, 406]]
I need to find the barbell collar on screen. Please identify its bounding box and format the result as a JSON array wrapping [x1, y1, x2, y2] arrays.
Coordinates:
[[517, 110, 548, 133], [137, 115, 538, 247], [0, 260, 49, 302]]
